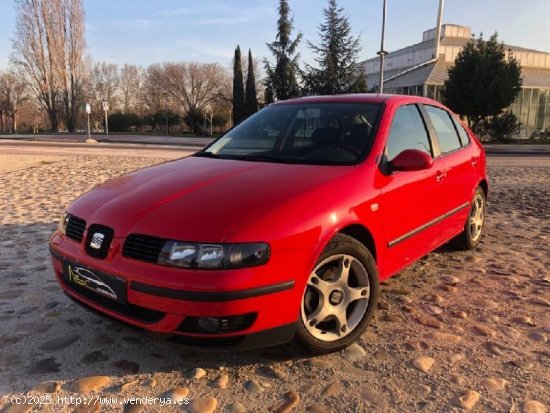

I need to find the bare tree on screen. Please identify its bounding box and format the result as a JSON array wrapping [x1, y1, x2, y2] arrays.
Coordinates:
[[89, 61, 119, 126], [12, 0, 86, 132], [154, 62, 229, 115], [140, 64, 166, 115], [0, 71, 28, 133], [119, 64, 142, 114]]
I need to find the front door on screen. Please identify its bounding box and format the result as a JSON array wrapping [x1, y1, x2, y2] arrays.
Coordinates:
[[375, 104, 447, 278]]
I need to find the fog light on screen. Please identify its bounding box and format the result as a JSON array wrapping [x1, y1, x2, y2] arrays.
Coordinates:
[[177, 313, 257, 334], [198, 317, 221, 332]]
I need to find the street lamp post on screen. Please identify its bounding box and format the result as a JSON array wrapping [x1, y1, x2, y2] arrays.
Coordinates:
[[377, 0, 388, 94]]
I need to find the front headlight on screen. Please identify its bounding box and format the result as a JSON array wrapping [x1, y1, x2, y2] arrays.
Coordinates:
[[158, 241, 269, 270], [58, 211, 70, 235]]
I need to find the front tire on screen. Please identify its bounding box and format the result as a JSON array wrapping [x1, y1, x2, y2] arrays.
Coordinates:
[[451, 186, 486, 250], [293, 234, 379, 355]]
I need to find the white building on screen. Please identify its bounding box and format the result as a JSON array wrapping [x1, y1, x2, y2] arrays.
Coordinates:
[[364, 24, 550, 136]]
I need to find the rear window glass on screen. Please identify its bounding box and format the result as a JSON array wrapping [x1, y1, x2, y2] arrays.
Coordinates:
[[424, 105, 462, 154], [452, 117, 471, 146]]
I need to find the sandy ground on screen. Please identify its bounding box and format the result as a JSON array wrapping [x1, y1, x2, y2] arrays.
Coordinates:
[[0, 148, 548, 413], [0, 155, 72, 174]]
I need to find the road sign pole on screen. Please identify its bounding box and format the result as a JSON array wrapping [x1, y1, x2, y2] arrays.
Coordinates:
[[87, 113, 91, 140], [85, 103, 92, 141], [102, 102, 110, 137]]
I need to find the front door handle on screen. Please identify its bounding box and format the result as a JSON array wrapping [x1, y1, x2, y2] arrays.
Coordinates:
[[471, 158, 478, 167], [435, 171, 446, 183]]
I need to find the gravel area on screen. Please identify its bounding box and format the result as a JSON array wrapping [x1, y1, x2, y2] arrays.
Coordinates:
[[0, 153, 548, 413]]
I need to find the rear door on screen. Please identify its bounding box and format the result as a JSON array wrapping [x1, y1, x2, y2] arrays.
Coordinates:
[[421, 105, 479, 243], [376, 104, 447, 277]]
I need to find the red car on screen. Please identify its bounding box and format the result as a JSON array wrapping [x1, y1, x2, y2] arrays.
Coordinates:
[[50, 94, 487, 354]]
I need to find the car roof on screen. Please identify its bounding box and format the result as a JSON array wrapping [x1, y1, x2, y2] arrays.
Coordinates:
[[270, 93, 441, 107]]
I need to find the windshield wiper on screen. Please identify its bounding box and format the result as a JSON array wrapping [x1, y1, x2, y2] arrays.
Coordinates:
[[193, 152, 225, 159], [228, 154, 302, 164]]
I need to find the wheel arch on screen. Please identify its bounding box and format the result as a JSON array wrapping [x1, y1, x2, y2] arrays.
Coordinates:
[[338, 224, 377, 262], [478, 179, 488, 199]]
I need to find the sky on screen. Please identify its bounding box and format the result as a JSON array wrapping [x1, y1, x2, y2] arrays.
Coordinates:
[[0, 0, 549, 72]]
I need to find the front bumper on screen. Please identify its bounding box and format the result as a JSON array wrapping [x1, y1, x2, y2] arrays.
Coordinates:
[[49, 232, 308, 350]]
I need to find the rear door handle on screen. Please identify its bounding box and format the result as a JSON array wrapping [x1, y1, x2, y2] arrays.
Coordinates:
[[471, 158, 478, 167]]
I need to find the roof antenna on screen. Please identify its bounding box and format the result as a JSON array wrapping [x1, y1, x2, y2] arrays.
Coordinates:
[[376, 0, 388, 94]]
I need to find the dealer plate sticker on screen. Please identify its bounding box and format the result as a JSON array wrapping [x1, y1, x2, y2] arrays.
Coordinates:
[[63, 262, 127, 304]]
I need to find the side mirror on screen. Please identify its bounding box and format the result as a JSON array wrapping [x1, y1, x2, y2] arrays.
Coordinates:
[[391, 149, 433, 172]]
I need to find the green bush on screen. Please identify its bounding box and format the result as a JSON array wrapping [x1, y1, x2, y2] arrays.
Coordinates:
[[142, 111, 180, 132], [108, 113, 141, 132], [479, 111, 521, 142], [530, 128, 550, 140], [183, 107, 205, 135]]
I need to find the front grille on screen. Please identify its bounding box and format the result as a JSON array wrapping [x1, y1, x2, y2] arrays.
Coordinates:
[[177, 313, 257, 335], [62, 276, 165, 324], [65, 215, 86, 242], [123, 234, 166, 263], [85, 224, 114, 259]]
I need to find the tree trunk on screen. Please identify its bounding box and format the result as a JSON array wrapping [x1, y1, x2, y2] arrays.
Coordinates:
[[12, 113, 17, 134], [48, 110, 59, 133]]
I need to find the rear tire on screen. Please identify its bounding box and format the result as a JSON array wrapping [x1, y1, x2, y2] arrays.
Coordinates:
[[451, 186, 486, 250], [292, 234, 379, 355]]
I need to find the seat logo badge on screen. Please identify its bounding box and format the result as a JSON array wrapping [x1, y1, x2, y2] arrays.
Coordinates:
[[90, 233, 105, 250]]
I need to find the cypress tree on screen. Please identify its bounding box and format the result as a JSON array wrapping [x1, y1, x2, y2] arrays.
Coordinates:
[[232, 45, 245, 125], [264, 84, 275, 105], [304, 0, 366, 95], [264, 0, 302, 101], [245, 49, 258, 117]]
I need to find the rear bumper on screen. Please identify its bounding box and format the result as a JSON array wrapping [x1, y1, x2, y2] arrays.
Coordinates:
[[49, 234, 304, 350]]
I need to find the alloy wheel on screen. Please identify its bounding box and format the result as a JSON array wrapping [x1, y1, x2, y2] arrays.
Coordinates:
[[301, 254, 370, 342], [469, 193, 485, 242]]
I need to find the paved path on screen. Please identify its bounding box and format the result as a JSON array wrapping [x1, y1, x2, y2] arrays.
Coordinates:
[[0, 134, 214, 147], [1, 134, 549, 155], [0, 142, 191, 159], [1, 141, 549, 166]]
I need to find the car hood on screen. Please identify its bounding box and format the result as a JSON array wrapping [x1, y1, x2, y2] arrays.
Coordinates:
[[69, 156, 353, 242]]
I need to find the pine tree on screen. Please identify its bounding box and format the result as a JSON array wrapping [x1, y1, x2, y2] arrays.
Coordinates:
[[245, 49, 258, 117], [303, 0, 367, 95], [443, 33, 522, 134], [264, 0, 302, 101], [232, 45, 245, 125]]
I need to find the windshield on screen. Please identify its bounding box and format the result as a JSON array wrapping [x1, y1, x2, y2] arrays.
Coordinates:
[[198, 103, 382, 165]]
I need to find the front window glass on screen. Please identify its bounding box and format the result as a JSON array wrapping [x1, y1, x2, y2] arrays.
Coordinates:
[[198, 103, 382, 165], [385, 104, 432, 161]]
